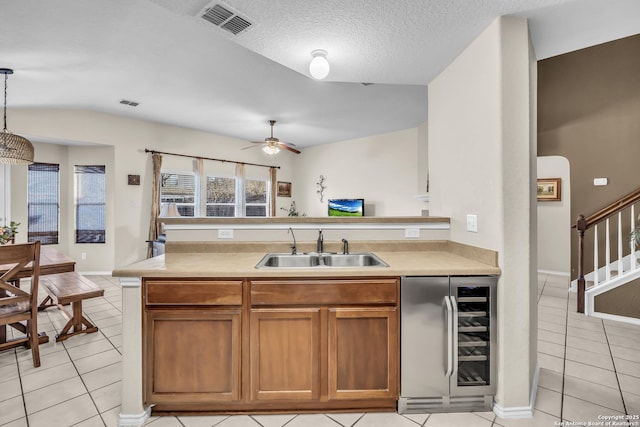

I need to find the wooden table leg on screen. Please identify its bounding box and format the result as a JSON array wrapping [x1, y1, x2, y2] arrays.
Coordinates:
[[55, 300, 99, 342]]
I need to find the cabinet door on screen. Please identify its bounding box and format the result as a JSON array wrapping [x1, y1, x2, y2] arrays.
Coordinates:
[[250, 308, 321, 401], [145, 309, 241, 406], [328, 307, 398, 400]]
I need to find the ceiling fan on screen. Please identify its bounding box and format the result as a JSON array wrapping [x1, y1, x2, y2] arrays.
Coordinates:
[[243, 120, 301, 155]]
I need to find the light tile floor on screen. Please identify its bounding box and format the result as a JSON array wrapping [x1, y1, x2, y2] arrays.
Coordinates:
[[0, 274, 638, 426]]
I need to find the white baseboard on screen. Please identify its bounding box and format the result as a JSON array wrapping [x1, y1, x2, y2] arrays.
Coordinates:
[[493, 363, 539, 419], [118, 407, 152, 427], [537, 269, 570, 277]]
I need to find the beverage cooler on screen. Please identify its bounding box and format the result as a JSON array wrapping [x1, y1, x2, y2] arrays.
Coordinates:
[[398, 276, 497, 413]]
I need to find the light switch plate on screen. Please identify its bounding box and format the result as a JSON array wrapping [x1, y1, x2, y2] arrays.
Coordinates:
[[593, 178, 608, 186], [466, 214, 478, 233], [218, 229, 234, 239]]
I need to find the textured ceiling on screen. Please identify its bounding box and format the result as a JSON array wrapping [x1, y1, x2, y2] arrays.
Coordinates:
[[1, 0, 639, 148]]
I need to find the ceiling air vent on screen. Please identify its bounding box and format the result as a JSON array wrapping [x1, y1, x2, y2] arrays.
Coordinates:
[[201, 3, 252, 35]]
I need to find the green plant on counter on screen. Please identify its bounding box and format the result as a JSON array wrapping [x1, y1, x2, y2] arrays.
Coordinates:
[[0, 221, 20, 245], [281, 201, 306, 217]]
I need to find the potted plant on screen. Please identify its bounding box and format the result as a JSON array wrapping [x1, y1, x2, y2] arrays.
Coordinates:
[[0, 221, 20, 244]]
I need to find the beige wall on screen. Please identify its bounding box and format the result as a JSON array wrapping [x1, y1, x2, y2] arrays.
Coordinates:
[[295, 127, 427, 217], [428, 16, 536, 412], [537, 156, 571, 275], [538, 34, 640, 280]]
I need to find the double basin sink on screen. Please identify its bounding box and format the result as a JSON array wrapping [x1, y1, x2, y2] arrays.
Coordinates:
[[256, 252, 389, 269]]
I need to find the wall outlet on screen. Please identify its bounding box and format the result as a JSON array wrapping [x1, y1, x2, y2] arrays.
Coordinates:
[[81, 252, 87, 260], [466, 214, 478, 233], [218, 229, 234, 239], [405, 228, 420, 238]]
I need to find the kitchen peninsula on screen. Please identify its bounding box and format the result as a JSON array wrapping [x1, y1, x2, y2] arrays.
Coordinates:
[[112, 217, 500, 426]]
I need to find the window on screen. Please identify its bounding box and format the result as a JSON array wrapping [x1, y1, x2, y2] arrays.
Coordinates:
[[75, 165, 106, 243], [206, 176, 235, 217], [27, 163, 59, 245], [160, 167, 269, 218], [160, 173, 195, 216], [245, 179, 268, 217]]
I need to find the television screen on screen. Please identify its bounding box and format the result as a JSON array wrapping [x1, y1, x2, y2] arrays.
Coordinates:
[[328, 199, 364, 217]]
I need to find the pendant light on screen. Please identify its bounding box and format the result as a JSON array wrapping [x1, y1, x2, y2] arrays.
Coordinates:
[[0, 69, 34, 165]]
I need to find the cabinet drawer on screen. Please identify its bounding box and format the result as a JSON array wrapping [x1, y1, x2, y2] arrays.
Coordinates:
[[145, 280, 243, 306], [251, 278, 398, 306]]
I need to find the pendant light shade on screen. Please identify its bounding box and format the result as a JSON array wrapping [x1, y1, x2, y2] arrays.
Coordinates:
[[0, 69, 34, 165], [309, 50, 330, 80]]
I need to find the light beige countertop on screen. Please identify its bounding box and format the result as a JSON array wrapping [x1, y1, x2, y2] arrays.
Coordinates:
[[113, 240, 501, 278]]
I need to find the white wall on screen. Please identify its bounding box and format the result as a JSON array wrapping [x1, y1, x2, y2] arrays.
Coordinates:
[[428, 16, 537, 413], [8, 109, 296, 270], [294, 127, 427, 217], [537, 156, 571, 275]]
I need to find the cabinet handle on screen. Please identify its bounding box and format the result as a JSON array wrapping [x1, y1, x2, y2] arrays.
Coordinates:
[[444, 295, 453, 378]]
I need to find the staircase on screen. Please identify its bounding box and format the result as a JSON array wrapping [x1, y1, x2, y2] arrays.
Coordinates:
[[573, 187, 640, 325]]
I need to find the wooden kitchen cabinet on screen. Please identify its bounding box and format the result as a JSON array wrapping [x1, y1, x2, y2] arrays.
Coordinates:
[[249, 308, 321, 401], [143, 279, 243, 410], [142, 277, 399, 413], [328, 307, 398, 400], [249, 278, 399, 407]]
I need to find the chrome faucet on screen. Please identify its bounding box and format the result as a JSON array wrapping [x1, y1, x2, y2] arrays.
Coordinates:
[[341, 238, 349, 255], [317, 229, 324, 253], [288, 227, 297, 255]]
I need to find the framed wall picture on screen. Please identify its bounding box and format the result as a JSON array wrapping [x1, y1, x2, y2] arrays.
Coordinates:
[[537, 178, 561, 201], [277, 181, 292, 197]]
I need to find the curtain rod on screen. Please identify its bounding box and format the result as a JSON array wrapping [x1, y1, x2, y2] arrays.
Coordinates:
[[144, 149, 280, 170]]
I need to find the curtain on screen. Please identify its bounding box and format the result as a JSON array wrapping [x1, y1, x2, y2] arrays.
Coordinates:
[[235, 163, 246, 217], [269, 167, 277, 217], [195, 158, 206, 217], [147, 153, 162, 258]]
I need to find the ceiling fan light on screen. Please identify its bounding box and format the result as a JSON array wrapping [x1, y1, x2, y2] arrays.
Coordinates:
[[262, 144, 280, 155], [309, 50, 330, 80]]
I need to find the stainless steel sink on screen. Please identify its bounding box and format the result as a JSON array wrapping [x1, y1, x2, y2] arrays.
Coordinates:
[[321, 253, 388, 267], [255, 252, 388, 269], [257, 254, 321, 268]]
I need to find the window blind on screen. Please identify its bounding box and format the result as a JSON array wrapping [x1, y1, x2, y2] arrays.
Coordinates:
[[75, 165, 106, 243], [27, 163, 59, 245]]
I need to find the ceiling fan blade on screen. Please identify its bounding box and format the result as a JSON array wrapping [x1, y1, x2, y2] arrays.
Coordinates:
[[279, 143, 301, 154], [241, 144, 259, 150]]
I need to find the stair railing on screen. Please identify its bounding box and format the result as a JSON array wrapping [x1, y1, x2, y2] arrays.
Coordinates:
[[574, 187, 640, 313]]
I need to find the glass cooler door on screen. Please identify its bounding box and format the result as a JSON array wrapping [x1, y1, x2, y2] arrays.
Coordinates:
[[450, 276, 497, 396]]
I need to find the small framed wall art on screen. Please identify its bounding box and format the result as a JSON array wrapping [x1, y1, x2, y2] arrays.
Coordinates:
[[277, 181, 292, 197], [537, 178, 561, 201], [127, 174, 141, 186]]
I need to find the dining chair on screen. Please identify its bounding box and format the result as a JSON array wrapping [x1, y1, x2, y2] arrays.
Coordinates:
[[0, 241, 42, 367]]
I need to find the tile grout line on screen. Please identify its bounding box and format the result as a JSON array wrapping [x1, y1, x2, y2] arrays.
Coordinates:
[[603, 322, 629, 416], [14, 348, 30, 427], [559, 275, 569, 423]]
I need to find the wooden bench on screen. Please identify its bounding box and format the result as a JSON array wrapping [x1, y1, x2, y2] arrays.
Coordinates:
[[38, 272, 105, 342]]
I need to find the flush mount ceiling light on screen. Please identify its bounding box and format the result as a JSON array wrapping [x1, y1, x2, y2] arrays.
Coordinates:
[[309, 49, 330, 80], [0, 68, 33, 165]]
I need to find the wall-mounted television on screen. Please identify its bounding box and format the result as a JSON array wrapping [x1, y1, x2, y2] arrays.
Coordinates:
[[328, 199, 365, 217]]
